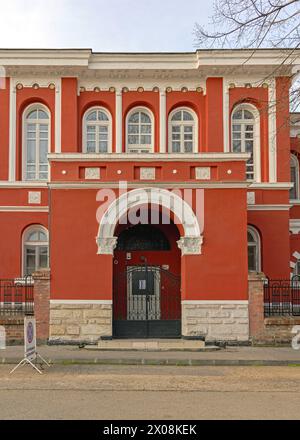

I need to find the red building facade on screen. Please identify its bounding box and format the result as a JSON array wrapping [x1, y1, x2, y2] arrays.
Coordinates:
[[0, 49, 299, 343]]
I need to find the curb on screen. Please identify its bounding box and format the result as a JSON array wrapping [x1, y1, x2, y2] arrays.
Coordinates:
[[1, 358, 300, 367]]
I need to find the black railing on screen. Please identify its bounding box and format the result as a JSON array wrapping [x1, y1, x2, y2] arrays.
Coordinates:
[[0, 278, 34, 316], [264, 277, 300, 317]]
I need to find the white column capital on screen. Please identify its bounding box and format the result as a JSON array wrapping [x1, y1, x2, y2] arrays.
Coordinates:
[[177, 236, 203, 256], [97, 237, 118, 255]]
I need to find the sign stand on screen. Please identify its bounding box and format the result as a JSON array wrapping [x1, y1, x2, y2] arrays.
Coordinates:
[[10, 317, 50, 375]]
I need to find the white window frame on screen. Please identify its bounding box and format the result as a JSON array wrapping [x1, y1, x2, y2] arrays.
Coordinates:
[[126, 106, 154, 153], [168, 107, 198, 154], [247, 225, 261, 273], [22, 103, 51, 182], [290, 153, 299, 201], [231, 103, 261, 182], [22, 225, 49, 277], [82, 106, 112, 154]]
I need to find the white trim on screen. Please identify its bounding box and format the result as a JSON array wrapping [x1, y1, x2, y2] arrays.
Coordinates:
[[159, 91, 166, 153], [82, 106, 112, 154], [223, 79, 230, 153], [0, 206, 49, 212], [9, 78, 16, 182], [168, 107, 198, 154], [268, 79, 277, 183], [49, 182, 250, 190], [0, 182, 48, 188], [182, 300, 249, 305], [294, 252, 300, 260], [97, 187, 203, 256], [55, 78, 61, 153], [126, 106, 154, 153], [115, 89, 123, 153], [22, 103, 51, 181], [248, 204, 291, 211], [249, 182, 292, 190], [50, 300, 113, 305], [48, 152, 250, 162]]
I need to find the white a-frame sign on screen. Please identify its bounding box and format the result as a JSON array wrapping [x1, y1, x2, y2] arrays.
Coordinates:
[[10, 317, 50, 375]]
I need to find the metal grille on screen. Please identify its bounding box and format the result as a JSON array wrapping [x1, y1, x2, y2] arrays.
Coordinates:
[[0, 278, 34, 316], [264, 277, 300, 317], [113, 265, 181, 338]]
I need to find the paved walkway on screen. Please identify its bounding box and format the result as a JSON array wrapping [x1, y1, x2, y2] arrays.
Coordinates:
[[1, 345, 300, 366]]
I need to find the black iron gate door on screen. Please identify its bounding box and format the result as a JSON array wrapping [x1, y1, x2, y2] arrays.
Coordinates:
[[113, 265, 181, 338]]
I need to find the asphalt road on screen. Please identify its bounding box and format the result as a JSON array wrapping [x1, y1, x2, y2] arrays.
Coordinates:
[[1, 364, 300, 420]]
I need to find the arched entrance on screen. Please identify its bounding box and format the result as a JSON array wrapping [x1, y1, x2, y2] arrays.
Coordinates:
[[113, 220, 182, 339]]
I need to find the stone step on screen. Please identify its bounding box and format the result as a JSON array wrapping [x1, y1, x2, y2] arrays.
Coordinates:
[[84, 339, 220, 352]]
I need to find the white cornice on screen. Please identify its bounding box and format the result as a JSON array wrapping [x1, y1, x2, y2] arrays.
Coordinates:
[[249, 182, 293, 190], [290, 219, 300, 234], [48, 182, 250, 190], [0, 182, 48, 188], [248, 204, 291, 211], [0, 206, 49, 212], [0, 48, 299, 72], [47, 152, 250, 162]]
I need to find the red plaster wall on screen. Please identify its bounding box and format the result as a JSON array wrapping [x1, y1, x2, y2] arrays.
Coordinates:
[[0, 78, 10, 181], [61, 78, 78, 152]]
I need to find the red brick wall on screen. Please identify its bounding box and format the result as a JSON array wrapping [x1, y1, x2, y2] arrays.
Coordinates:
[[33, 269, 50, 342]]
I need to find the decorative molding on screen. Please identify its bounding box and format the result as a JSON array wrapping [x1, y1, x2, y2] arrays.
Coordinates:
[[195, 167, 211, 181], [85, 167, 101, 180], [248, 204, 291, 211], [0, 182, 48, 188], [0, 206, 49, 212], [249, 182, 293, 190], [48, 152, 250, 162], [140, 167, 156, 181], [247, 192, 256, 205], [28, 191, 41, 205], [49, 182, 250, 190], [177, 236, 204, 256], [290, 219, 300, 235], [96, 237, 118, 255]]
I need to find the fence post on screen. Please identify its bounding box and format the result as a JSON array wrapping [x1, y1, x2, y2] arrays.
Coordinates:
[[248, 272, 266, 342], [32, 269, 51, 343]]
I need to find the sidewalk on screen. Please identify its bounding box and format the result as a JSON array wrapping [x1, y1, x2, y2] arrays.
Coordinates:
[[1, 345, 300, 366]]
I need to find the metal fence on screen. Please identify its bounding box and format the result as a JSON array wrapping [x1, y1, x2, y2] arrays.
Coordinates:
[[264, 277, 300, 317], [0, 278, 34, 316]]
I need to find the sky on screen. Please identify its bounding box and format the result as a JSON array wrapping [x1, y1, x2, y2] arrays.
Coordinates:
[[0, 0, 214, 52]]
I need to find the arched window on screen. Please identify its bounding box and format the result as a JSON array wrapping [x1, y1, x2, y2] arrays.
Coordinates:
[[169, 108, 198, 153], [232, 104, 260, 181], [248, 226, 261, 272], [23, 226, 49, 277], [290, 154, 299, 200], [126, 107, 154, 153], [23, 105, 50, 181], [83, 107, 112, 153]]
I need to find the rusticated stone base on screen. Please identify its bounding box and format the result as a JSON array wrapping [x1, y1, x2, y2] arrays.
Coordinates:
[[182, 301, 250, 343], [50, 302, 113, 344]]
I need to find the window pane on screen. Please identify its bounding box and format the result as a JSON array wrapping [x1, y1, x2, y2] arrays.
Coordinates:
[[244, 110, 254, 120], [245, 141, 254, 153], [87, 141, 96, 153], [87, 111, 97, 121], [87, 126, 96, 133], [99, 141, 108, 153], [140, 112, 151, 123], [128, 135, 138, 145], [141, 125, 151, 134], [172, 125, 180, 133], [248, 245, 257, 271], [129, 113, 139, 123], [233, 110, 243, 120], [129, 125, 139, 134], [98, 111, 109, 121], [27, 111, 38, 120], [172, 134, 180, 141], [183, 111, 193, 121], [232, 141, 242, 152], [141, 135, 151, 145], [233, 132, 241, 140], [172, 142, 181, 153], [290, 166, 297, 199], [246, 125, 254, 132], [184, 126, 193, 133], [245, 132, 254, 139], [184, 142, 193, 153], [99, 126, 108, 133], [172, 111, 182, 122], [38, 247, 48, 269]]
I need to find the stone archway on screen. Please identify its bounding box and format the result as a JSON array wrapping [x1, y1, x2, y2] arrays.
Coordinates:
[[96, 187, 203, 256]]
